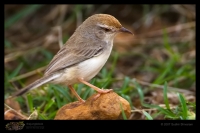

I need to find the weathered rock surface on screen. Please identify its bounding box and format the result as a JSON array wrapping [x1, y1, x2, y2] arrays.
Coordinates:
[[55, 91, 131, 120]]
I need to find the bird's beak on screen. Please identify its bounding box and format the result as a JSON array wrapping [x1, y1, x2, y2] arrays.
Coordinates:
[[119, 27, 133, 35]]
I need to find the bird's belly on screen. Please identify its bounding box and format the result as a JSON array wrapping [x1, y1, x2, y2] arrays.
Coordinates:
[[50, 66, 78, 85], [51, 53, 110, 86], [77, 53, 109, 81]]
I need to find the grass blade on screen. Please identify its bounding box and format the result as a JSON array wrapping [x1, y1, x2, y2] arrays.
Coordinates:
[[163, 82, 170, 110], [101, 68, 108, 79], [133, 79, 176, 118], [133, 79, 144, 103], [38, 114, 48, 120], [121, 94, 133, 108], [8, 63, 23, 79], [53, 88, 62, 108], [163, 28, 173, 54], [107, 52, 118, 78], [40, 48, 53, 60], [121, 77, 130, 93], [77, 84, 84, 95], [102, 79, 111, 89], [143, 103, 175, 117], [27, 94, 34, 112], [82, 88, 92, 99], [178, 93, 188, 119], [48, 111, 57, 119], [122, 77, 130, 89], [53, 85, 72, 102], [43, 98, 55, 113], [120, 102, 127, 120], [153, 59, 175, 84], [142, 110, 153, 120]]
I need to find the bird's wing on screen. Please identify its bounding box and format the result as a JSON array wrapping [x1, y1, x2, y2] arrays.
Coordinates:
[[44, 43, 104, 75]]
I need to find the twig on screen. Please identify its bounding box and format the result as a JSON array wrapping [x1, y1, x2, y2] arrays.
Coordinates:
[[4, 103, 28, 120], [94, 5, 111, 14], [58, 26, 63, 49], [53, 26, 63, 49], [9, 66, 46, 82], [5, 37, 44, 54], [132, 78, 194, 95], [172, 5, 195, 19], [76, 10, 82, 28], [136, 21, 195, 38], [131, 108, 157, 113], [131, 104, 177, 113], [102, 77, 194, 95], [10, 81, 19, 91], [56, 5, 68, 25], [129, 104, 179, 119], [5, 47, 42, 63], [132, 5, 162, 29]]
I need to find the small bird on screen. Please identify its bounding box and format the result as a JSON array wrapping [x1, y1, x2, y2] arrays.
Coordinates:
[[12, 14, 133, 103]]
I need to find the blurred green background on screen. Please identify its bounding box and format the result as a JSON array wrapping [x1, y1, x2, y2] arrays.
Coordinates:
[[4, 4, 195, 120]]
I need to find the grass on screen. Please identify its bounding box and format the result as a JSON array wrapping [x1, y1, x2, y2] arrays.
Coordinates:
[[4, 5, 195, 120], [5, 5, 43, 29], [134, 80, 195, 120], [120, 102, 127, 120]]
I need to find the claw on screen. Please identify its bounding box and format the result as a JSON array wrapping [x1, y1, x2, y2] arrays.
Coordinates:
[[92, 93, 101, 101], [79, 99, 85, 104], [98, 89, 113, 94], [92, 89, 113, 101]]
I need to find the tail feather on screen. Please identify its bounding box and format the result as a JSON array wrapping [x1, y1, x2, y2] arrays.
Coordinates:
[[11, 73, 60, 97]]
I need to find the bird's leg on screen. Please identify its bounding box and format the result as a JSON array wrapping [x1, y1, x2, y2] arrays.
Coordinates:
[[92, 93, 101, 101], [68, 85, 85, 103], [78, 78, 113, 94], [78, 78, 113, 100]]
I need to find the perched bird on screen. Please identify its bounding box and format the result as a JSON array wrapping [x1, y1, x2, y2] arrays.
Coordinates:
[[12, 14, 133, 103]]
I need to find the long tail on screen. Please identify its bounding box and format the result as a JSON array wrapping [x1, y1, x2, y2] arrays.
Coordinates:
[[11, 73, 61, 97]]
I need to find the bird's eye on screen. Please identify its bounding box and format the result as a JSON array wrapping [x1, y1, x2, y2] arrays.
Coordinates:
[[101, 27, 111, 32]]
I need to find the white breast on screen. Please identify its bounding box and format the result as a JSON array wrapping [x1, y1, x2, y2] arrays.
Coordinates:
[[77, 43, 113, 81]]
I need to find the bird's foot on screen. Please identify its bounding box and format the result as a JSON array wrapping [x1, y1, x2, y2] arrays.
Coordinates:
[[93, 89, 113, 101]]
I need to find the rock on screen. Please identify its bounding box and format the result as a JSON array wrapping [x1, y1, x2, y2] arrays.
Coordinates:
[[4, 98, 27, 120], [5, 98, 21, 112], [54, 91, 131, 120], [4, 109, 27, 120]]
